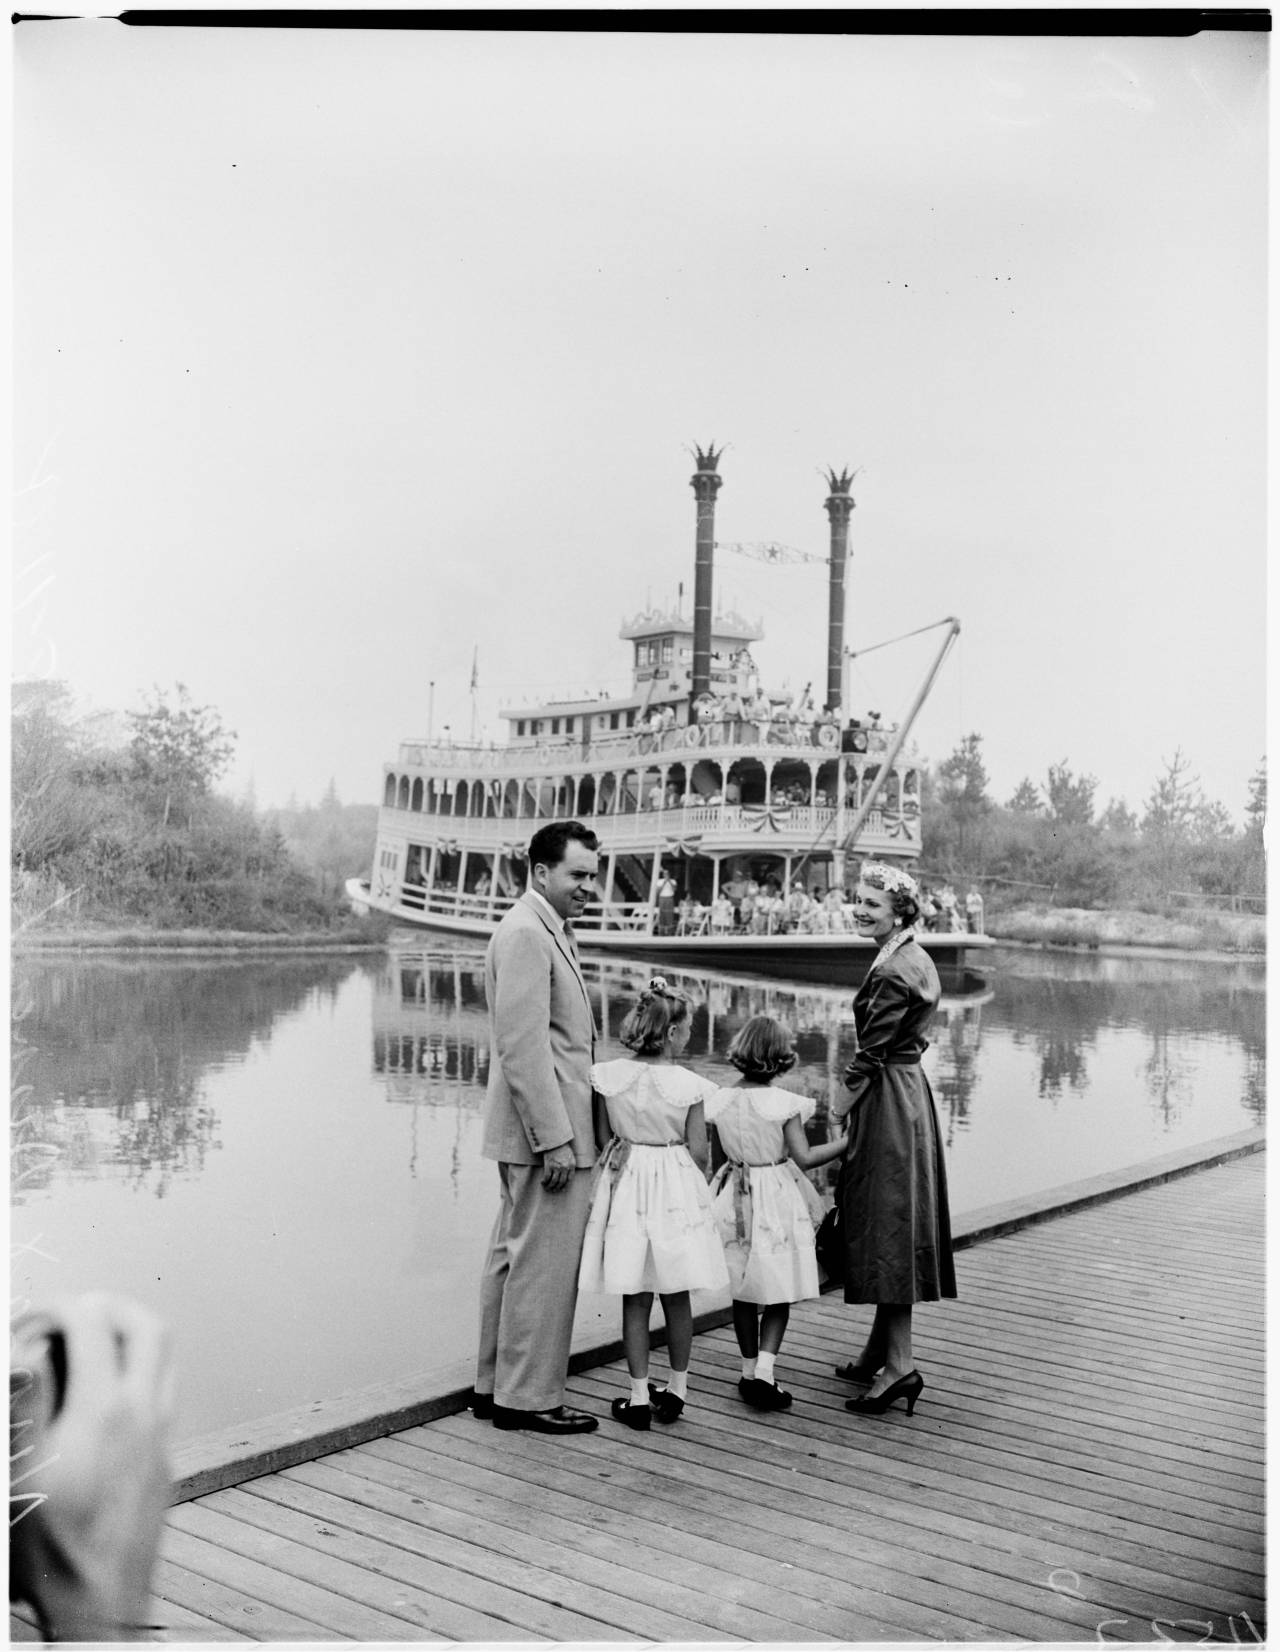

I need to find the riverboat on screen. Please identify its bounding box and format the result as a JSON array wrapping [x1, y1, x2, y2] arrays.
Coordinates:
[[350, 447, 993, 984]]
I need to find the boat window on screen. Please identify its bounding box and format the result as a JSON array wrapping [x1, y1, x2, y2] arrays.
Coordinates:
[[384, 774, 397, 807], [411, 778, 424, 811], [397, 775, 410, 809]]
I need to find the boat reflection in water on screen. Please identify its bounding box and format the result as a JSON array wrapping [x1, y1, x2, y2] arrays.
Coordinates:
[[371, 942, 993, 1158]]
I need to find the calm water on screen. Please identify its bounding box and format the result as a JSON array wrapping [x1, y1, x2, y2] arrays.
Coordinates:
[[11, 942, 1264, 1442]]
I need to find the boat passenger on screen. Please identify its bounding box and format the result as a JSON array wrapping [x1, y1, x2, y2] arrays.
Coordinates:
[[710, 894, 734, 935], [656, 873, 678, 936], [677, 897, 703, 935], [786, 883, 812, 930]]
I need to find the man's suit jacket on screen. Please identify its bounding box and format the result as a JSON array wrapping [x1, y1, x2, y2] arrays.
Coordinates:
[[480, 893, 598, 1168]]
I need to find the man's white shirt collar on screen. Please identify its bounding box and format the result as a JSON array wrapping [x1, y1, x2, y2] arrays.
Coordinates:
[[527, 888, 565, 932]]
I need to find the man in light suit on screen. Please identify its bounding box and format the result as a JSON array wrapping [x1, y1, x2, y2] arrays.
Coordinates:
[[472, 820, 602, 1434]]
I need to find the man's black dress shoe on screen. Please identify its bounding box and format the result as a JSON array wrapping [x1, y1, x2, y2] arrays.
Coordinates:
[[491, 1404, 598, 1434], [470, 1391, 495, 1420]]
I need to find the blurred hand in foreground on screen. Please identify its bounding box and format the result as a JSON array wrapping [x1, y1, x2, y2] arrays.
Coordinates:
[[10, 1293, 175, 1642]]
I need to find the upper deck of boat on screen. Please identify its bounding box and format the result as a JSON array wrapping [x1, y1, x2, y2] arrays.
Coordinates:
[[390, 713, 905, 778]]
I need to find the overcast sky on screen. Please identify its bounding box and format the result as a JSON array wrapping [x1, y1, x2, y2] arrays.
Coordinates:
[[12, 18, 1268, 821]]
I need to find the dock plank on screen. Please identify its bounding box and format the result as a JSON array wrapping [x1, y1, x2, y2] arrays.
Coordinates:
[[29, 1147, 1257, 1646], [251, 1456, 849, 1642]]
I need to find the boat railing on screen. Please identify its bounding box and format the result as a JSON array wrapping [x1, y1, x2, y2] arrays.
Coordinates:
[[395, 881, 657, 934], [395, 719, 898, 773]]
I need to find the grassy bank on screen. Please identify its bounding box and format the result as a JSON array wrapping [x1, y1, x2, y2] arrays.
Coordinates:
[[987, 905, 1265, 955], [11, 914, 394, 953]]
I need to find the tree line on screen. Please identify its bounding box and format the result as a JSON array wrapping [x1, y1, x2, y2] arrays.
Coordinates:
[[921, 733, 1265, 912], [11, 682, 342, 931], [10, 683, 1266, 932]]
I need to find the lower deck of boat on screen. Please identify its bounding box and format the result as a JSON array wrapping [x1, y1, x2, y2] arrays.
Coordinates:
[[15, 1151, 1263, 1643]]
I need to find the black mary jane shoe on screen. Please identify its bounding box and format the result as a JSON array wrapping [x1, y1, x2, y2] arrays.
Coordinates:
[[611, 1397, 652, 1431], [844, 1370, 925, 1418], [738, 1376, 793, 1412], [647, 1383, 685, 1424], [492, 1404, 599, 1434]]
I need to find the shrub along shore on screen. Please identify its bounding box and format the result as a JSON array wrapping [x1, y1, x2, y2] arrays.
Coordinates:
[[11, 916, 393, 953], [985, 905, 1265, 956]]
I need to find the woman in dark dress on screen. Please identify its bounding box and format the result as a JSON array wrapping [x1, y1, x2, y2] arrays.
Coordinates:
[[832, 863, 956, 1417]]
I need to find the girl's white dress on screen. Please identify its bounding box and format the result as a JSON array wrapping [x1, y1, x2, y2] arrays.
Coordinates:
[[578, 1060, 731, 1296], [705, 1085, 826, 1303]]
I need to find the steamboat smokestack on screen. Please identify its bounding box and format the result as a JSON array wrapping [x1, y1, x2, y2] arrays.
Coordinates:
[[689, 443, 723, 706], [823, 467, 857, 711]]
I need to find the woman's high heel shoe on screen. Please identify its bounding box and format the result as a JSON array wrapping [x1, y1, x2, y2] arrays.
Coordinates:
[[844, 1370, 924, 1417], [834, 1360, 881, 1384]]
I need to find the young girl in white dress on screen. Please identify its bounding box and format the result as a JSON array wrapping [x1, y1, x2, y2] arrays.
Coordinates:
[[579, 977, 730, 1432], [705, 1016, 847, 1411]]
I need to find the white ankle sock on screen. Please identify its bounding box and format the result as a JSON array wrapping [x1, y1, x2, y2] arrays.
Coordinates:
[[667, 1369, 688, 1400], [756, 1352, 777, 1384], [629, 1377, 650, 1406]]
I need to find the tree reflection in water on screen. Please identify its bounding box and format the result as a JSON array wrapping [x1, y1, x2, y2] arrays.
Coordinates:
[[12, 956, 363, 1200], [986, 957, 1266, 1122]]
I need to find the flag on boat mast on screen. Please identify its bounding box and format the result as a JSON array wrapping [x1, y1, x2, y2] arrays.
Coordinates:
[[469, 646, 479, 741]]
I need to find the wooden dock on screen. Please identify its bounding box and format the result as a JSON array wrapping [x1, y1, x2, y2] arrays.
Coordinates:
[[15, 1150, 1265, 1643]]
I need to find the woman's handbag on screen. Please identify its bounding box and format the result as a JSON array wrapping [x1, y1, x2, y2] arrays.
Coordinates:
[[815, 1202, 845, 1284], [815, 1151, 850, 1284]]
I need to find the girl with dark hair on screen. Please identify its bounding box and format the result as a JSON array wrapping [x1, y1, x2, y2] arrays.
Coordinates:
[[578, 978, 729, 1432], [833, 862, 956, 1420], [705, 1016, 848, 1412]]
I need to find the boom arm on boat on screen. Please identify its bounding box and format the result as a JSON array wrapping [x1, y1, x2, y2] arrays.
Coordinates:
[[839, 616, 961, 854]]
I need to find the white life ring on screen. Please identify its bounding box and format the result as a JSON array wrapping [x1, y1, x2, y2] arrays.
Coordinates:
[[536, 744, 552, 764], [683, 724, 703, 748], [818, 723, 838, 748]]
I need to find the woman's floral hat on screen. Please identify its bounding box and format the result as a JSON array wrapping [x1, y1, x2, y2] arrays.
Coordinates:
[[859, 862, 921, 899]]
